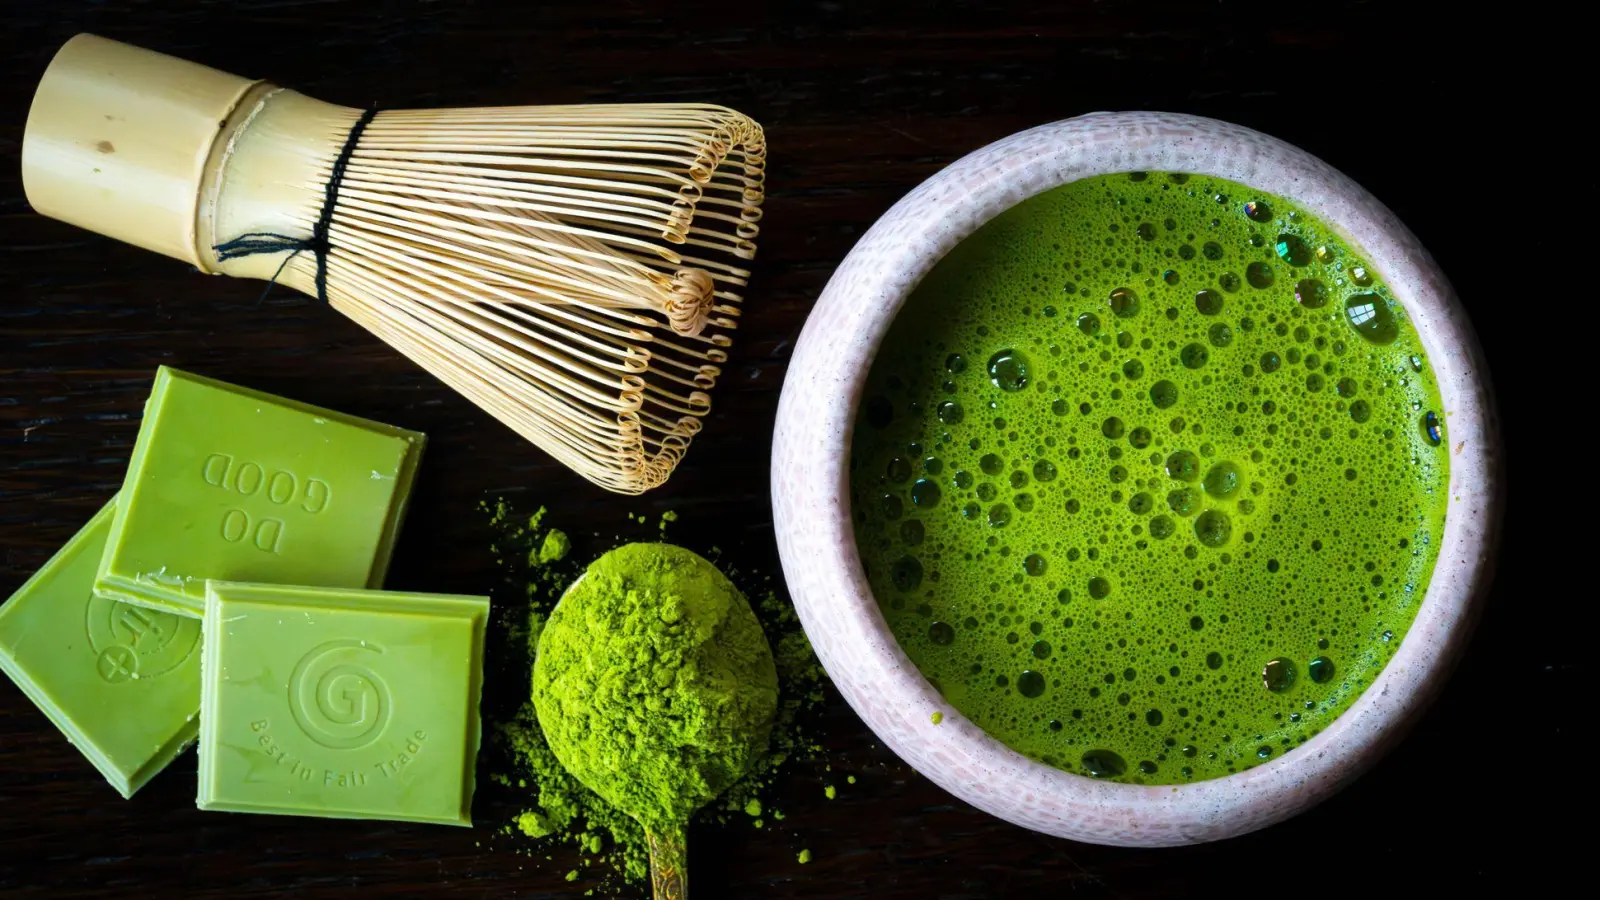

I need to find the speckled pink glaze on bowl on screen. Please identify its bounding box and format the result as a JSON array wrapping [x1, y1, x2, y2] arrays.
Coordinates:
[[771, 111, 1500, 847]]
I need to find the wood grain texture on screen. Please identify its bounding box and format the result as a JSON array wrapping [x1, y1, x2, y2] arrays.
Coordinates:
[[0, 1, 1570, 897]]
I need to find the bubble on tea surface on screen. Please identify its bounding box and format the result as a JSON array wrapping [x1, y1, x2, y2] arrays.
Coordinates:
[[881, 493, 903, 520], [866, 396, 893, 428], [1194, 509, 1232, 547], [988, 349, 1032, 391], [1308, 655, 1335, 684], [1202, 461, 1242, 499], [891, 556, 923, 591], [899, 519, 925, 545], [1017, 670, 1047, 698], [1275, 233, 1312, 266], [1081, 749, 1127, 778], [1345, 294, 1399, 345], [1150, 380, 1180, 409], [1295, 278, 1328, 309], [1421, 410, 1443, 446], [1108, 287, 1140, 319], [887, 457, 912, 483], [1167, 488, 1201, 517], [1165, 450, 1200, 481], [1262, 657, 1297, 693]]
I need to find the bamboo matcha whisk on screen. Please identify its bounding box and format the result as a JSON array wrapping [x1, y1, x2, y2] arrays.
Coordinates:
[[21, 34, 764, 494]]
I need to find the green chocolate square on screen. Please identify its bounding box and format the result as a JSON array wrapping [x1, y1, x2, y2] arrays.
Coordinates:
[[96, 367, 426, 617], [197, 581, 488, 826], [0, 499, 202, 798]]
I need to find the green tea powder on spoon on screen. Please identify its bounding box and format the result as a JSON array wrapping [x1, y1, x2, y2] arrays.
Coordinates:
[[533, 543, 779, 893]]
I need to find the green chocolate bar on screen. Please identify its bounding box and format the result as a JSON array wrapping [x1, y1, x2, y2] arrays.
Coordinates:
[[197, 581, 488, 826], [96, 367, 426, 617], [0, 499, 202, 798]]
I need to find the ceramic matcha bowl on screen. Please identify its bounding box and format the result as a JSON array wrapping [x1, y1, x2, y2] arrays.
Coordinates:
[[771, 111, 1499, 847]]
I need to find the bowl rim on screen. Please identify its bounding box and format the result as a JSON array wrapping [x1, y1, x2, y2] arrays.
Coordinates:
[[771, 111, 1500, 847]]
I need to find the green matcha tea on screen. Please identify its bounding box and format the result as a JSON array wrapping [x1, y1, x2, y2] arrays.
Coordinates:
[[850, 172, 1448, 784]]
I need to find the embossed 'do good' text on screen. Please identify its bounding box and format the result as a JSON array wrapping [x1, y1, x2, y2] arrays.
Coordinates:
[[93, 367, 426, 618]]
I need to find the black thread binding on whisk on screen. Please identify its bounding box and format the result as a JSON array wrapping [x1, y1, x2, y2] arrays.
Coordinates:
[[212, 107, 379, 304]]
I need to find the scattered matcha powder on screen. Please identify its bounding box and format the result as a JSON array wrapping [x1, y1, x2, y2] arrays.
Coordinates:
[[501, 700, 649, 881], [537, 528, 571, 564], [515, 810, 555, 839]]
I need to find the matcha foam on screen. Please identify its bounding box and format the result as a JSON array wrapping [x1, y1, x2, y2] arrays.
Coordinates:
[[851, 171, 1448, 783]]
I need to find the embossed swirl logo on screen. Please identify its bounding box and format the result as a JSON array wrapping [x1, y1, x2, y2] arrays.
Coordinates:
[[288, 641, 391, 750], [85, 596, 201, 684]]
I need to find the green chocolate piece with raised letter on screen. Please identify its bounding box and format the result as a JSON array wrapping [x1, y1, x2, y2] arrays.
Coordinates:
[[197, 581, 489, 826], [0, 499, 202, 798], [96, 367, 426, 617]]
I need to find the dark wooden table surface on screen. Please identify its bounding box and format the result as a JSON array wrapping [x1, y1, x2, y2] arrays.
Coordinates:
[[0, 1, 1570, 897]]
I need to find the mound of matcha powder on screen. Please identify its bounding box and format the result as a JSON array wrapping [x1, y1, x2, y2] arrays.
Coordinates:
[[484, 502, 832, 890], [533, 543, 780, 835]]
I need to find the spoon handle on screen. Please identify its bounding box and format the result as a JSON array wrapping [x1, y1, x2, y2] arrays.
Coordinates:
[[647, 827, 688, 900]]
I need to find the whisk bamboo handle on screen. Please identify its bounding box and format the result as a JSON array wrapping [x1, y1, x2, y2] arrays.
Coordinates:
[[22, 34, 262, 269], [24, 34, 369, 284]]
